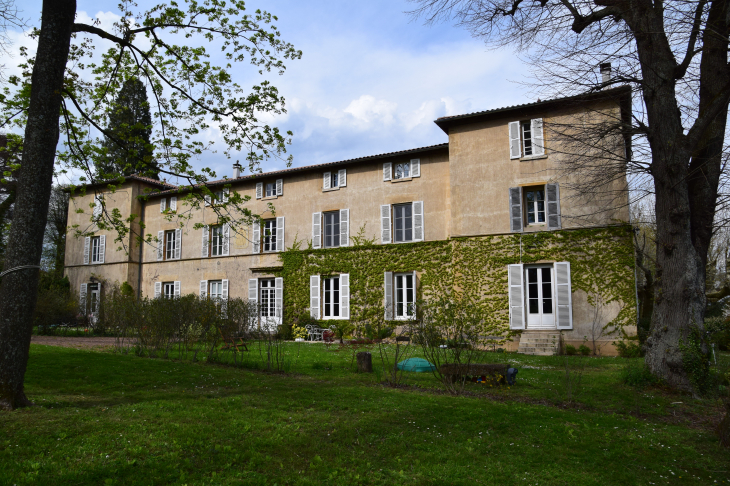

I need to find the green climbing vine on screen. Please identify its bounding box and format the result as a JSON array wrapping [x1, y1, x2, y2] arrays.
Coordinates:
[[277, 225, 637, 342]]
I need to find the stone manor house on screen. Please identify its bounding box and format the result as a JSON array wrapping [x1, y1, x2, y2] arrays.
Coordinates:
[[64, 87, 637, 355]]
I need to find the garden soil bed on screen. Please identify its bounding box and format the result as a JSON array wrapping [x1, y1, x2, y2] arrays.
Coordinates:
[[31, 336, 119, 350]]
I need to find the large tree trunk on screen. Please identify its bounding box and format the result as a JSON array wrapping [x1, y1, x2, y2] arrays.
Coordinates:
[[0, 0, 76, 411]]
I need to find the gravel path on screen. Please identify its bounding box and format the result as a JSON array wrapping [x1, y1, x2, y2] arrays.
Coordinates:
[[31, 336, 119, 350]]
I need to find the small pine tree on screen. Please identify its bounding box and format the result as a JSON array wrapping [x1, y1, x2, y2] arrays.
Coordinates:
[[96, 78, 158, 179]]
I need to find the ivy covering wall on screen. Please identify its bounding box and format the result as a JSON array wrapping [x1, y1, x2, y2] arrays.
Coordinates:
[[279, 225, 636, 339]]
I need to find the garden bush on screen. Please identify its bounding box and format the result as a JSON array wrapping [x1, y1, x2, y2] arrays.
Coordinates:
[[615, 340, 643, 358], [620, 362, 658, 388], [578, 344, 591, 356], [565, 345, 578, 356]]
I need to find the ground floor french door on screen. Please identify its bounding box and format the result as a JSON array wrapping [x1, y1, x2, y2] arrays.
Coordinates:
[[525, 266, 555, 329]]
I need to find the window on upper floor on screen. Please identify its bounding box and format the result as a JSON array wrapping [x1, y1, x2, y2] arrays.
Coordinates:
[[262, 219, 277, 252], [163, 282, 176, 298], [323, 211, 340, 248], [312, 210, 349, 249], [90, 236, 102, 263], [379, 202, 424, 244], [211, 225, 225, 256], [160, 196, 177, 213], [323, 169, 347, 190], [508, 183, 561, 232], [256, 179, 283, 199], [165, 230, 177, 259], [509, 119, 545, 159], [383, 159, 420, 182], [84, 235, 105, 264]]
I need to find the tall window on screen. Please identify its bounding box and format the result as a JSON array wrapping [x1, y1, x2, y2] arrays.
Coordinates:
[[521, 121, 533, 156], [323, 276, 340, 318], [265, 182, 275, 197], [163, 282, 175, 298], [330, 172, 339, 188], [393, 204, 413, 242], [323, 211, 340, 248], [209, 280, 223, 301], [525, 188, 546, 224], [211, 225, 224, 256], [91, 236, 101, 263], [260, 279, 276, 319], [165, 230, 176, 260], [394, 161, 410, 180], [395, 273, 415, 319], [263, 219, 277, 252]]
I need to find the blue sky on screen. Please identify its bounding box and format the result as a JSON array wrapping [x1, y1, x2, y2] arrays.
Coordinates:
[[7, 0, 535, 182]]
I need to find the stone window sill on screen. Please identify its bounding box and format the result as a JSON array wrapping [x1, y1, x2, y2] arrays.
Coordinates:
[[391, 177, 412, 183], [322, 186, 340, 192], [520, 155, 548, 162]]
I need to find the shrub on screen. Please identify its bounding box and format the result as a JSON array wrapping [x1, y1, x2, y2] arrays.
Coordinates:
[[291, 325, 308, 340], [621, 362, 658, 388], [615, 340, 643, 358], [578, 344, 591, 356], [565, 344, 578, 356]]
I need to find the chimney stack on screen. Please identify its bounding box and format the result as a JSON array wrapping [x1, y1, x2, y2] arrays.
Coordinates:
[[233, 160, 242, 179], [600, 63, 611, 85]]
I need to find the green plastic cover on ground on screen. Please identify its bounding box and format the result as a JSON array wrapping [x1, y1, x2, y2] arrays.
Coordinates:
[[397, 357, 436, 373]]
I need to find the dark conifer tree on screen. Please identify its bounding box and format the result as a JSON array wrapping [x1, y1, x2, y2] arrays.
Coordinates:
[[96, 77, 157, 179]]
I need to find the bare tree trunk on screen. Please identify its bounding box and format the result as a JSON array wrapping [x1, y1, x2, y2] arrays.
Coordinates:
[[0, 0, 76, 410]]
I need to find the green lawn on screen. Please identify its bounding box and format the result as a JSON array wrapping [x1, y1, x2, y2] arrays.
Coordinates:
[[1, 343, 728, 485]]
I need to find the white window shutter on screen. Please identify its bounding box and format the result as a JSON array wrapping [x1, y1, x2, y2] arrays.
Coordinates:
[[340, 209, 349, 247], [79, 283, 87, 312], [338, 168, 347, 187], [340, 273, 350, 319], [380, 204, 391, 244], [531, 118, 545, 156], [160, 198, 166, 213], [224, 187, 230, 202], [412, 270, 418, 316], [276, 179, 283, 196], [83, 237, 90, 264], [252, 222, 260, 254], [555, 262, 573, 330], [98, 235, 106, 264], [199, 280, 208, 299], [174, 229, 182, 259], [310, 275, 320, 319], [201, 226, 209, 258], [157, 231, 164, 261], [410, 158, 420, 178], [384, 272, 393, 320], [546, 182, 562, 230], [509, 121, 521, 159], [154, 281, 162, 299], [204, 195, 211, 207], [312, 212, 322, 249], [413, 201, 424, 242], [509, 187, 523, 233], [508, 264, 525, 330], [276, 216, 285, 252], [256, 182, 263, 199], [170, 197, 177, 211], [275, 277, 283, 325], [223, 224, 230, 256], [248, 279, 258, 302], [174, 281, 181, 297], [383, 162, 392, 181], [222, 278, 229, 300], [323, 172, 331, 190]]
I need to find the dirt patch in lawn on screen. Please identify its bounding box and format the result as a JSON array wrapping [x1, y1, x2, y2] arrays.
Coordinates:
[[31, 336, 119, 350]]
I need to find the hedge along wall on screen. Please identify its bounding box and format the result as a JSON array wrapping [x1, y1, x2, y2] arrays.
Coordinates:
[[279, 225, 636, 340]]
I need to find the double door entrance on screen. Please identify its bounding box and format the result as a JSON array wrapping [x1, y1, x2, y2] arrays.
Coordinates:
[[525, 266, 555, 329]]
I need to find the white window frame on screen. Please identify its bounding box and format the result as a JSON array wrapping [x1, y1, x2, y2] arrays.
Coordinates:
[[394, 272, 416, 320], [265, 182, 275, 198], [90, 236, 102, 263], [163, 282, 176, 299], [263, 219, 277, 252], [211, 225, 224, 256], [209, 280, 223, 301], [394, 161, 411, 180], [164, 230, 177, 260], [260, 279, 276, 320], [521, 121, 534, 157], [322, 275, 341, 319], [393, 203, 413, 243], [524, 186, 546, 225]]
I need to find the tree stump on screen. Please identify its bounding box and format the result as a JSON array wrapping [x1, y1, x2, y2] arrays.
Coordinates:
[[356, 352, 372, 373]]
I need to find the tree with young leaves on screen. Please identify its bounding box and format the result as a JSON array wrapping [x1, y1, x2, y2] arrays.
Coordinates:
[[410, 0, 730, 390], [0, 0, 300, 410], [96, 77, 156, 180]]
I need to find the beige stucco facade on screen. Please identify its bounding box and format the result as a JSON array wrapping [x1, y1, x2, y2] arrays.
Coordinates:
[[65, 88, 636, 355]]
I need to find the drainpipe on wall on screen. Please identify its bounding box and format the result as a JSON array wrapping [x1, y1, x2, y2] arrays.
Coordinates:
[[137, 199, 145, 300]]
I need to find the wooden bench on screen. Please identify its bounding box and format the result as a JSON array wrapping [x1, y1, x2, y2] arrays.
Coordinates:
[[439, 363, 509, 385]]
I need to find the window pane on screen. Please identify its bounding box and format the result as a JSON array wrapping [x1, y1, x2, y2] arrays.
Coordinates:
[[331, 172, 338, 187], [529, 298, 539, 314]]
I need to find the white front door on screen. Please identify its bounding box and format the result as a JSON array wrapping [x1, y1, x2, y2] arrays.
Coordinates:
[[525, 266, 555, 329]]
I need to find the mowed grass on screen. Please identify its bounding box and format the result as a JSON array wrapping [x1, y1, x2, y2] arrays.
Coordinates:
[[0, 344, 728, 485]]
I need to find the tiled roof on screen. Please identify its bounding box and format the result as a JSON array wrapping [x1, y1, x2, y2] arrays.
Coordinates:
[[152, 142, 449, 196], [434, 86, 632, 133]]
